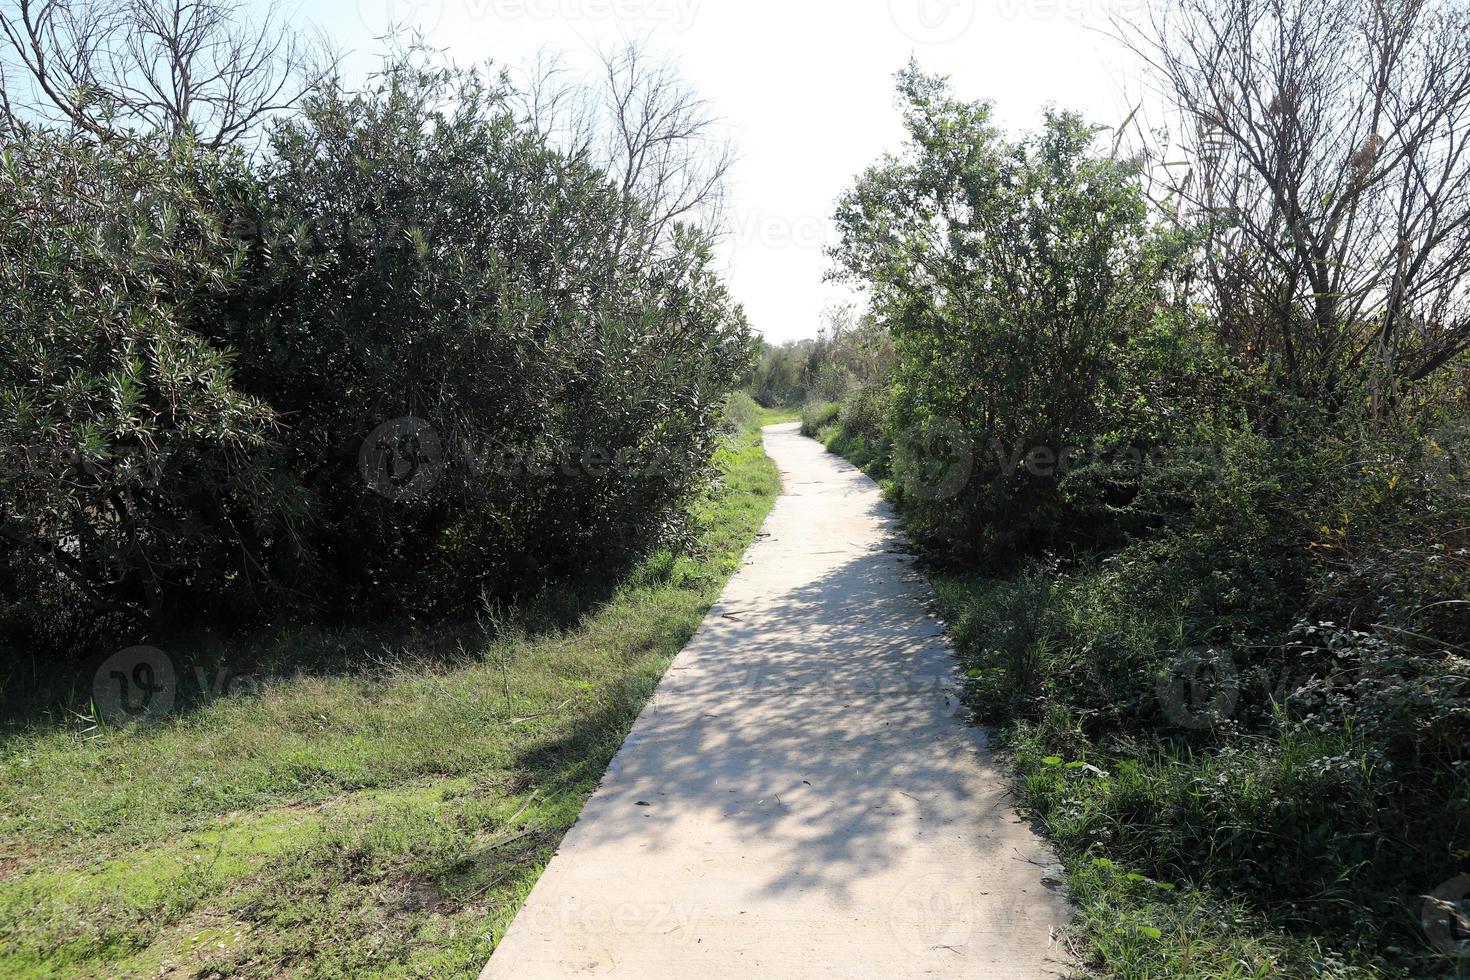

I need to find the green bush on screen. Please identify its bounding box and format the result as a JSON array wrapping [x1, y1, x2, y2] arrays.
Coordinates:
[[815, 66, 1470, 975], [747, 308, 892, 409], [720, 391, 762, 435], [819, 57, 1470, 980], [931, 422, 1470, 973], [830, 65, 1202, 567], [749, 342, 814, 408], [0, 131, 296, 655], [219, 60, 752, 618], [799, 401, 840, 439], [0, 56, 754, 657], [822, 381, 892, 475]]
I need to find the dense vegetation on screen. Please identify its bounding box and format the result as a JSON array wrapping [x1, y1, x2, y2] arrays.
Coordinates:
[[0, 53, 752, 671], [744, 306, 892, 411], [5, 0, 1470, 974], [794, 4, 1470, 972]]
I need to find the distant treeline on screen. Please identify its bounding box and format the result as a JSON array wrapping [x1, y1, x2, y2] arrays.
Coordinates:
[[746, 307, 892, 410]]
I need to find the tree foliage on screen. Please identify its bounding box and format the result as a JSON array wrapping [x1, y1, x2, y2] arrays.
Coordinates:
[[0, 50, 752, 655], [831, 64, 1190, 560], [824, 51, 1470, 971], [0, 132, 288, 649]]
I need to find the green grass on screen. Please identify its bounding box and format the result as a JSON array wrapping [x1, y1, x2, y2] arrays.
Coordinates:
[[929, 571, 1459, 980], [0, 421, 781, 978], [754, 404, 800, 426]]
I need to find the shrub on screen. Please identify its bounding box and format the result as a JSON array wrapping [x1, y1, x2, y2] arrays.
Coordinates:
[[720, 391, 762, 435], [212, 60, 752, 618], [824, 54, 1470, 980], [825, 380, 892, 475], [0, 131, 297, 655], [749, 342, 814, 408], [0, 55, 754, 657], [747, 306, 892, 409], [931, 419, 1470, 972], [799, 401, 840, 439], [831, 64, 1201, 567]]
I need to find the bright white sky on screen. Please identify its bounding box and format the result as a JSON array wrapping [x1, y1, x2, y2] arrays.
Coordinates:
[[283, 0, 1154, 342]]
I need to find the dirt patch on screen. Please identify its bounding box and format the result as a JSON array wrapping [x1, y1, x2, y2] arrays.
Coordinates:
[[0, 842, 43, 879], [380, 874, 446, 915]]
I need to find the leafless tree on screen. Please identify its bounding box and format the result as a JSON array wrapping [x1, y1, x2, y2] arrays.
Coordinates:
[[1123, 0, 1470, 413], [514, 48, 597, 158], [0, 0, 330, 148], [513, 41, 735, 256]]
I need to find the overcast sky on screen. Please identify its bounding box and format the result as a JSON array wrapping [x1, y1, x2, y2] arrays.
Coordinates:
[[285, 0, 1153, 342]]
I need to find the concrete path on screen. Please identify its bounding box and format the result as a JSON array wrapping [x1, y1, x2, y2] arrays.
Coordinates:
[[482, 423, 1072, 978]]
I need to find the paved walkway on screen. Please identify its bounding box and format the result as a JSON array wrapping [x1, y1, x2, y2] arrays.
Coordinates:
[[482, 423, 1072, 978]]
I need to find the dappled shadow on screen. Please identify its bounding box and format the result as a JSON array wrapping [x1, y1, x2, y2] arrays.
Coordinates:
[[490, 425, 1072, 976], [520, 557, 1008, 893]]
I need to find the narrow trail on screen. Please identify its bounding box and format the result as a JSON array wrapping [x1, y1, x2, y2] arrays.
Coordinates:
[[482, 423, 1072, 978]]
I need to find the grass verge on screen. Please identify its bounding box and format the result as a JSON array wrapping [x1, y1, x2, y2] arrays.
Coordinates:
[[932, 575, 1396, 980], [0, 420, 780, 979]]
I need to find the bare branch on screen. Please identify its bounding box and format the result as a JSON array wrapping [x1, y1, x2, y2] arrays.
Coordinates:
[[509, 39, 735, 257], [1122, 0, 1470, 411], [0, 0, 337, 147]]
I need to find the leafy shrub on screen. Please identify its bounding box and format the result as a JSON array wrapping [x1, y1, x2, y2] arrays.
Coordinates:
[[830, 64, 1201, 567], [822, 56, 1470, 980], [799, 401, 840, 439], [0, 55, 754, 656], [720, 391, 762, 435], [213, 60, 752, 618], [747, 307, 892, 408], [749, 342, 814, 408], [0, 131, 297, 654], [931, 422, 1470, 972]]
